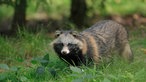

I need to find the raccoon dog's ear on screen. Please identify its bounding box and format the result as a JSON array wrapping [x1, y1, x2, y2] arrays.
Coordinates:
[[55, 30, 62, 37], [70, 31, 78, 37]]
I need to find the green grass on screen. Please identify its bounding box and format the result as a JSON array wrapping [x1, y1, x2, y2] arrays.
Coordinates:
[[0, 28, 146, 82]]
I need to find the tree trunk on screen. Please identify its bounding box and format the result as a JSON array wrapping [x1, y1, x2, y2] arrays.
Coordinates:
[[69, 0, 87, 28], [99, 0, 106, 16], [101, 0, 106, 8], [11, 0, 27, 34]]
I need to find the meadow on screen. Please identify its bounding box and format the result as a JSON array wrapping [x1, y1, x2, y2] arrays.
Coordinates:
[[0, 27, 146, 82]]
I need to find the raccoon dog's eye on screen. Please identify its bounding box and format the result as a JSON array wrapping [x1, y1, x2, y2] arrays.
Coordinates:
[[68, 43, 73, 47], [55, 30, 62, 37], [70, 31, 78, 37], [68, 43, 77, 48], [58, 43, 64, 47], [56, 34, 60, 37]]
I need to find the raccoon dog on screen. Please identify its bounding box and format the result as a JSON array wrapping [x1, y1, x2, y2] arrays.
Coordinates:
[[51, 20, 133, 66]]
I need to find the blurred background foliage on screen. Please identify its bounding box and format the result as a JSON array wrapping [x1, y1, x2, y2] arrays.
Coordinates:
[[0, 1, 146, 81], [0, 0, 146, 35]]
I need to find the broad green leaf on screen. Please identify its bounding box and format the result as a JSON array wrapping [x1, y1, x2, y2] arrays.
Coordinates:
[[108, 74, 118, 80], [16, 57, 24, 62], [10, 66, 18, 72], [31, 59, 38, 64], [0, 64, 9, 70], [43, 53, 50, 61], [72, 78, 83, 82], [40, 59, 49, 67], [31, 57, 42, 64], [0, 74, 7, 81], [20, 76, 28, 81], [83, 74, 93, 79], [70, 66, 82, 73], [103, 78, 111, 82], [48, 68, 57, 77], [36, 66, 45, 75]]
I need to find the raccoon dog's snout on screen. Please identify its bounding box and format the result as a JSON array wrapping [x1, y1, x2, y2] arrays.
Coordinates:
[[61, 46, 70, 55]]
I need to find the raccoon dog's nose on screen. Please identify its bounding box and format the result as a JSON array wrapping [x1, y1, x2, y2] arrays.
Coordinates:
[[61, 47, 70, 55], [61, 51, 68, 55], [61, 46, 70, 55]]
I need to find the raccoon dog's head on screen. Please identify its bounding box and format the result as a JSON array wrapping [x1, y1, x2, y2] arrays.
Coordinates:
[[51, 30, 84, 55]]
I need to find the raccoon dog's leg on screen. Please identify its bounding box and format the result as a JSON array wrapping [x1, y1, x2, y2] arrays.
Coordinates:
[[82, 32, 100, 65], [117, 27, 133, 62], [120, 42, 133, 62]]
